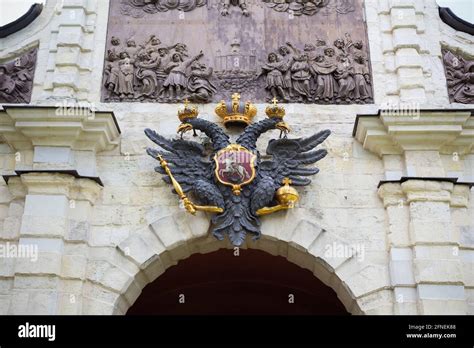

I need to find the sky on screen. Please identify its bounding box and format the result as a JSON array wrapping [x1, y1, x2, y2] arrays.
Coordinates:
[[0, 0, 473, 27]]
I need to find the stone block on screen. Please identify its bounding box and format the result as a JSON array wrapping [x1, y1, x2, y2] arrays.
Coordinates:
[[409, 221, 455, 244], [459, 250, 474, 287], [418, 299, 467, 315], [390, 8, 417, 29], [118, 234, 158, 269], [0, 295, 11, 315], [13, 275, 59, 289], [150, 215, 188, 250], [7, 202, 24, 217], [57, 292, 82, 315], [82, 297, 116, 315], [68, 199, 91, 221], [20, 216, 68, 237], [24, 195, 69, 217], [101, 187, 130, 205], [89, 225, 129, 247], [86, 260, 132, 293], [33, 146, 73, 165], [25, 291, 59, 315], [339, 264, 390, 298], [74, 150, 97, 177], [389, 247, 415, 285], [289, 219, 323, 251], [2, 217, 21, 240], [66, 220, 90, 242], [386, 205, 410, 246], [392, 28, 420, 50], [0, 256, 15, 277], [414, 259, 463, 283], [61, 254, 87, 279], [417, 284, 465, 300], [395, 48, 422, 68], [0, 187, 13, 204]]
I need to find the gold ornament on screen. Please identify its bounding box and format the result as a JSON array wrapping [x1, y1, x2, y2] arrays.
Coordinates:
[[215, 92, 257, 127]]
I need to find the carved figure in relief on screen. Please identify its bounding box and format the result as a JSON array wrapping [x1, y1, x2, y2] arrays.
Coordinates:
[[290, 54, 312, 102], [186, 60, 218, 102], [311, 47, 338, 102], [101, 32, 373, 104], [333, 55, 355, 102], [160, 51, 204, 102], [134, 49, 160, 98], [258, 35, 372, 103], [104, 49, 121, 94], [352, 54, 371, 103], [258, 52, 288, 102], [125, 38, 139, 59], [115, 52, 136, 99], [221, 0, 249, 16], [278, 45, 296, 98]]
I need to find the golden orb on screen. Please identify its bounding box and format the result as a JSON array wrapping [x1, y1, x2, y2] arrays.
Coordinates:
[[276, 178, 299, 207]]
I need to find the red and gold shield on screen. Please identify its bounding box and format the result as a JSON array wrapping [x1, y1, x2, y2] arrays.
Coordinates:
[[214, 144, 256, 195]]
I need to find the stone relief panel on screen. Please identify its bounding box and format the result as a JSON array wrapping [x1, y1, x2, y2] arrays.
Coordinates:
[[442, 49, 474, 104], [120, 0, 207, 17], [102, 0, 373, 104], [0, 48, 37, 104]]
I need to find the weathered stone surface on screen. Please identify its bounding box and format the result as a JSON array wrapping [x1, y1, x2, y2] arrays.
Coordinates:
[[0, 0, 472, 316]]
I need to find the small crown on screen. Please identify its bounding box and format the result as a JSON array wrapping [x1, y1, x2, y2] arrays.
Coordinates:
[[215, 93, 257, 127], [178, 99, 199, 122], [265, 97, 286, 119]]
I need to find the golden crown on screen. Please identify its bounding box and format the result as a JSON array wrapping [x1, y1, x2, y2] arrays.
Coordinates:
[[265, 97, 286, 119], [215, 93, 257, 127], [178, 99, 199, 122]]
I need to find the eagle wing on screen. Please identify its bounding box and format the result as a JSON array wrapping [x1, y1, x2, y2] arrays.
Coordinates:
[[145, 128, 224, 208], [251, 129, 331, 213]]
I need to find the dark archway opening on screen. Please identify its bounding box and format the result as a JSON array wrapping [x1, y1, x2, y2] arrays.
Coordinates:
[[127, 248, 349, 315]]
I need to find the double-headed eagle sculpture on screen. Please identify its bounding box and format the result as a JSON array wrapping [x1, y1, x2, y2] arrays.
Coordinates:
[[145, 93, 331, 246]]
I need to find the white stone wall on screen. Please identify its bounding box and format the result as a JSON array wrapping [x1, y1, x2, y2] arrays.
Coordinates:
[[0, 0, 473, 315]]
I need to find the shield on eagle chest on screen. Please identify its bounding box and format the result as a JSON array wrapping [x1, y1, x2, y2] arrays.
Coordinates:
[[214, 144, 256, 195]]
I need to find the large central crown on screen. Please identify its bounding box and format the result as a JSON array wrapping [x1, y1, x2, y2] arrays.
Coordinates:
[[215, 93, 257, 127]]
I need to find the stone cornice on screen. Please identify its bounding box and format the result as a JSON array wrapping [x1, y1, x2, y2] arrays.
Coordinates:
[[354, 109, 474, 156], [378, 179, 471, 208], [3, 169, 103, 187], [0, 105, 121, 151], [6, 172, 102, 204]]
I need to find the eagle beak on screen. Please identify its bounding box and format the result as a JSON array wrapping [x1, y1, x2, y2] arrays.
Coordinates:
[[276, 121, 290, 134], [177, 123, 193, 135]]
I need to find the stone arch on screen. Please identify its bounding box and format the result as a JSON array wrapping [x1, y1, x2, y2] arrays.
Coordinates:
[[82, 208, 392, 315]]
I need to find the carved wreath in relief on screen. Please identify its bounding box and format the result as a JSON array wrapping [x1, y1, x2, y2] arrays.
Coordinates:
[[120, 0, 356, 17], [0, 48, 37, 104], [120, 0, 207, 17], [443, 49, 474, 104]]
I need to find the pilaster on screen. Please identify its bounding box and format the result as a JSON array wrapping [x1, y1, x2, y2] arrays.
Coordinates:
[[356, 109, 474, 314]]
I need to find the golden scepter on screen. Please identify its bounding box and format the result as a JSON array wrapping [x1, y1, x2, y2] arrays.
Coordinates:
[[156, 154, 224, 215]]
